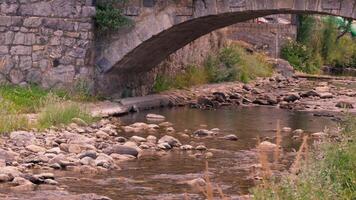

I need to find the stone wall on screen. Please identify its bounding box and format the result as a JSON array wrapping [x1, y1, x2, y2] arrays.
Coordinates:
[[227, 23, 297, 58], [0, 0, 96, 89]]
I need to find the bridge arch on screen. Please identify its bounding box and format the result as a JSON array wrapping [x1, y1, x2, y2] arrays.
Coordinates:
[[95, 0, 356, 94]]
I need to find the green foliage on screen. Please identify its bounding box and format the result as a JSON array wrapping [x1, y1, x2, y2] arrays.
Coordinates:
[[0, 84, 50, 113], [281, 40, 322, 74], [0, 84, 98, 113], [252, 116, 356, 200], [95, 0, 131, 32], [0, 99, 29, 134], [297, 14, 317, 45], [282, 15, 356, 74], [37, 95, 95, 130], [152, 44, 273, 92]]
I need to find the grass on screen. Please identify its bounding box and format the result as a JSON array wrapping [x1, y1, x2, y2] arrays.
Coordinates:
[[252, 116, 356, 200], [0, 99, 30, 133], [36, 94, 96, 130], [153, 43, 273, 93], [0, 83, 97, 133]]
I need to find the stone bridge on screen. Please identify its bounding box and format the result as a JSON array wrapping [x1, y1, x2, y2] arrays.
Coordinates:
[[95, 0, 356, 94], [0, 0, 355, 96]]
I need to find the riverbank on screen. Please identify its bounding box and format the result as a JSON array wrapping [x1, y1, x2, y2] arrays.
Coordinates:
[[89, 73, 356, 118], [252, 116, 356, 200], [0, 74, 355, 199]]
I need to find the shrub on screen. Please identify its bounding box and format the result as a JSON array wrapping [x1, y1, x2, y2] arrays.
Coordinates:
[[37, 95, 95, 130], [95, 1, 132, 32], [281, 40, 322, 74], [152, 44, 273, 92]]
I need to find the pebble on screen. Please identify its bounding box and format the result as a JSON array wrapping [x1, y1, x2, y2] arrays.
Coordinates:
[[195, 145, 207, 151]]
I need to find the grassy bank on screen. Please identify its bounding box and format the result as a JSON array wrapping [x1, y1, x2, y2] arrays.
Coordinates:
[[153, 43, 273, 93], [0, 84, 97, 133], [252, 116, 356, 200]]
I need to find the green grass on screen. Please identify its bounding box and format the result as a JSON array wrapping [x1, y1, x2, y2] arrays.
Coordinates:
[[152, 44, 273, 93], [0, 99, 30, 134], [0, 84, 99, 113], [36, 95, 96, 130], [0, 84, 98, 132], [252, 116, 356, 200]]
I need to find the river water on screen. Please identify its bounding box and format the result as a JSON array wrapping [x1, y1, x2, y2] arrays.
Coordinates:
[[56, 106, 337, 200]]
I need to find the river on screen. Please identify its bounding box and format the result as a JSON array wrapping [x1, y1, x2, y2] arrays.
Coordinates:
[[56, 106, 337, 200]]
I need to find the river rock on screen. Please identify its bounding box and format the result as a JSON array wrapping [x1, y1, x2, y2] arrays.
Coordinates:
[[158, 135, 181, 147], [80, 157, 95, 166], [26, 144, 46, 153], [146, 135, 157, 144], [95, 130, 110, 139], [44, 179, 58, 185], [146, 114, 165, 121], [335, 101, 354, 109], [95, 153, 115, 168], [0, 166, 22, 177], [10, 131, 35, 147], [319, 92, 333, 99], [103, 145, 139, 157], [130, 136, 147, 144], [63, 132, 95, 145], [283, 93, 300, 102], [185, 178, 206, 187], [193, 129, 214, 137], [258, 141, 277, 151], [12, 177, 35, 191], [180, 145, 193, 150], [46, 147, 61, 154], [159, 122, 173, 127], [282, 127, 292, 132], [293, 129, 304, 134], [0, 149, 19, 162], [223, 134, 238, 141], [0, 173, 12, 182], [78, 150, 97, 159], [195, 145, 207, 151], [300, 90, 320, 98], [116, 137, 127, 143], [157, 142, 171, 150]]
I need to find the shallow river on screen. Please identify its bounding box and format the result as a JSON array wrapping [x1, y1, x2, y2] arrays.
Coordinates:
[[56, 106, 337, 200]]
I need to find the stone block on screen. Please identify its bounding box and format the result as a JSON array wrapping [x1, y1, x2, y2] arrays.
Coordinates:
[[10, 46, 32, 55], [0, 46, 9, 55], [13, 32, 36, 45], [23, 17, 43, 28], [19, 56, 32, 70], [0, 3, 19, 14], [81, 6, 96, 17], [9, 69, 24, 84]]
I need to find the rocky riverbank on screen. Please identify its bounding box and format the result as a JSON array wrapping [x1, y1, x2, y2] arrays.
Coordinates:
[[90, 74, 355, 118], [0, 73, 354, 199]]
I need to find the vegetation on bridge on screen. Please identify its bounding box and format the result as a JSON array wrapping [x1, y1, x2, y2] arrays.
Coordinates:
[[94, 0, 132, 32], [281, 15, 356, 74], [153, 43, 273, 92]]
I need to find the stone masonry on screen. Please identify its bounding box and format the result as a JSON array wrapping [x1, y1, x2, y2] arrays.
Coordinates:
[[0, 0, 96, 89]]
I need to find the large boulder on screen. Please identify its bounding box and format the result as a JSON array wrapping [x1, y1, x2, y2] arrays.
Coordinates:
[[274, 59, 295, 77]]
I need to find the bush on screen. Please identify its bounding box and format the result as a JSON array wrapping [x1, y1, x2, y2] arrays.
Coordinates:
[[152, 44, 273, 92], [37, 95, 95, 130], [95, 1, 131, 32], [281, 40, 322, 74]]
